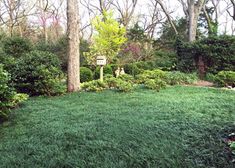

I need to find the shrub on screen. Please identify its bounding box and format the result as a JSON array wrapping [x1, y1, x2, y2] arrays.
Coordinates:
[[105, 76, 134, 92], [154, 50, 177, 70], [0, 65, 28, 121], [165, 71, 198, 85], [144, 79, 167, 91], [94, 65, 113, 79], [110, 64, 119, 74], [80, 67, 93, 83], [124, 63, 142, 76], [215, 71, 235, 87], [0, 55, 16, 73], [176, 36, 235, 73], [105, 77, 119, 88], [81, 80, 107, 92], [136, 69, 166, 84], [118, 74, 134, 83], [116, 80, 133, 92], [230, 142, 235, 155], [135, 61, 155, 70], [3, 36, 32, 58], [205, 73, 216, 83], [10, 51, 66, 96], [35, 37, 90, 71]]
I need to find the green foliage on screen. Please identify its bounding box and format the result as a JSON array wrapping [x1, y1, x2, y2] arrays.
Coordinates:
[[0, 65, 15, 119], [175, 36, 235, 73], [94, 65, 113, 79], [157, 18, 188, 50], [136, 69, 166, 84], [134, 61, 155, 70], [115, 79, 133, 92], [35, 37, 67, 70], [144, 79, 167, 91], [165, 71, 198, 85], [80, 67, 93, 83], [0, 64, 28, 121], [135, 69, 198, 90], [10, 51, 66, 96], [105, 76, 134, 92], [117, 74, 134, 83], [154, 50, 177, 70], [82, 75, 134, 92], [205, 73, 216, 83], [199, 6, 218, 36], [81, 80, 107, 92], [127, 23, 148, 42], [3, 36, 32, 58], [0, 86, 234, 167], [215, 71, 235, 87], [35, 37, 90, 71], [124, 63, 142, 76], [175, 38, 197, 72], [86, 11, 127, 64], [230, 142, 235, 155]]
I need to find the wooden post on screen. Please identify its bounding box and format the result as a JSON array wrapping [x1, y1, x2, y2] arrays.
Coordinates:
[[100, 65, 104, 82]]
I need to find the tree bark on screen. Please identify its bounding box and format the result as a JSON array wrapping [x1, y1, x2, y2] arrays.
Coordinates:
[[67, 0, 80, 92], [188, 0, 205, 42]]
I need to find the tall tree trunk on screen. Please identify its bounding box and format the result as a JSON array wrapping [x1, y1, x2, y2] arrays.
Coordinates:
[[8, 0, 14, 37], [188, 0, 205, 42], [188, 0, 206, 79], [67, 0, 80, 92]]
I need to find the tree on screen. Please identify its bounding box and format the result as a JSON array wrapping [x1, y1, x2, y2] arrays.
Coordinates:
[[201, 1, 219, 36], [111, 0, 138, 28], [86, 11, 127, 65], [227, 0, 235, 21], [188, 0, 206, 41], [0, 0, 34, 36], [155, 0, 178, 35], [67, 0, 80, 92]]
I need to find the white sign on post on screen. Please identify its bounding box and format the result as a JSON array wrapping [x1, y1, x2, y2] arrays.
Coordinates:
[[96, 56, 107, 66]]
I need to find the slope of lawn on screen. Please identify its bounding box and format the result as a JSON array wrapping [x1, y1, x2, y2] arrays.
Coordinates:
[[0, 86, 234, 168]]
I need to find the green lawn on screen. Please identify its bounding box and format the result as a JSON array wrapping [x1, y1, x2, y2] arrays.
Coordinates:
[[0, 86, 234, 168]]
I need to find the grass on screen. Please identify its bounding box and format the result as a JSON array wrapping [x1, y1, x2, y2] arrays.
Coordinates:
[[0, 86, 235, 168]]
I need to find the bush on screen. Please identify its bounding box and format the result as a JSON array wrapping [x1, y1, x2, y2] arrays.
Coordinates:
[[205, 73, 216, 83], [94, 65, 113, 79], [165, 71, 198, 85], [124, 63, 142, 76], [110, 64, 119, 73], [115, 80, 133, 92], [105, 77, 134, 92], [135, 61, 155, 70], [3, 36, 32, 58], [80, 67, 93, 83], [144, 79, 167, 91], [35, 37, 91, 71], [117, 74, 134, 83], [0, 65, 28, 121], [136, 69, 166, 84], [10, 51, 66, 96], [215, 71, 235, 87], [176, 36, 235, 73], [153, 50, 177, 70], [81, 80, 107, 92]]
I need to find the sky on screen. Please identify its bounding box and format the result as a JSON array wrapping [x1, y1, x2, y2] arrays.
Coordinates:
[[1, 0, 233, 38], [78, 0, 235, 39]]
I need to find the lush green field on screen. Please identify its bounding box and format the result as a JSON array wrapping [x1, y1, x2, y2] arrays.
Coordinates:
[[0, 86, 234, 168]]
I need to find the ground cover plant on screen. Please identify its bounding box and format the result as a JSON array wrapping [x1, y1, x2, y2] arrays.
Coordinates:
[[0, 86, 234, 168]]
